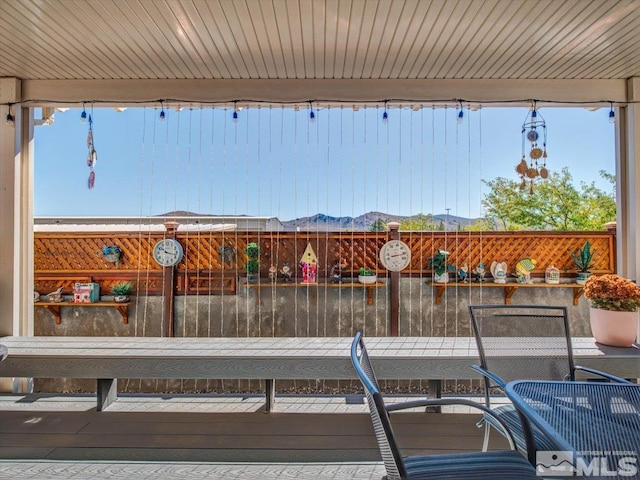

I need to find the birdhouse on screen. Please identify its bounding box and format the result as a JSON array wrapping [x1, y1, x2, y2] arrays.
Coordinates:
[[300, 243, 318, 284]]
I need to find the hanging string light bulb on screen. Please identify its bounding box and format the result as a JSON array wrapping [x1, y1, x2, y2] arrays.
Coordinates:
[[457, 100, 464, 124], [608, 102, 615, 124], [232, 101, 239, 124], [86, 108, 97, 189], [382, 101, 388, 124], [5, 104, 14, 125], [309, 101, 316, 123], [80, 103, 87, 123], [159, 100, 166, 121], [516, 101, 548, 193]]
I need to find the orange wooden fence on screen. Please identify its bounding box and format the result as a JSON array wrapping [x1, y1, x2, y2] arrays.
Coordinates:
[[34, 230, 615, 295]]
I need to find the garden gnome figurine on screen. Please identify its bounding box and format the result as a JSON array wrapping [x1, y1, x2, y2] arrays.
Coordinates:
[[473, 263, 486, 282], [280, 263, 293, 282], [268, 265, 278, 281], [458, 263, 469, 283]]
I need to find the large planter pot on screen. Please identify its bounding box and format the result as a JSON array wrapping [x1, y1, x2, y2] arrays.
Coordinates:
[[589, 307, 639, 347]]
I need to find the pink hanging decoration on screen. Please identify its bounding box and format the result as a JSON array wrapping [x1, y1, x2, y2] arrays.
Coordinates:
[[86, 113, 97, 189]]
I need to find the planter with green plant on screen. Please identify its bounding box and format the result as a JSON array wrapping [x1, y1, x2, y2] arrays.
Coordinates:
[[245, 242, 260, 282], [111, 281, 133, 302], [570, 241, 594, 285], [358, 267, 377, 284], [428, 250, 455, 283]]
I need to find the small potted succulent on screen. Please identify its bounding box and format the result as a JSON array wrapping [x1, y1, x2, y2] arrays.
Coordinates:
[[245, 242, 260, 283], [111, 281, 133, 303], [358, 267, 377, 284], [570, 241, 594, 285]]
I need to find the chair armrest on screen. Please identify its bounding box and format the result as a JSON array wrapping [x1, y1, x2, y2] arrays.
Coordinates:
[[471, 364, 507, 389], [574, 365, 633, 384], [385, 397, 517, 450]]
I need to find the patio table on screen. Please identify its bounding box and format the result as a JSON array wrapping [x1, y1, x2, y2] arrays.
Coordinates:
[[505, 380, 640, 478]]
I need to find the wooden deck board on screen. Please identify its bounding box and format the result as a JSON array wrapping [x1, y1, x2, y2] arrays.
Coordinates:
[[0, 394, 509, 465]]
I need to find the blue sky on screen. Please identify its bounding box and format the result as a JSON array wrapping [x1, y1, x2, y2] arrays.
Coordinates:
[[34, 105, 615, 221]]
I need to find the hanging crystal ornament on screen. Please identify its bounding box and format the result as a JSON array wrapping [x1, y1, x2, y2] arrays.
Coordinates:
[[517, 102, 548, 193], [86, 112, 97, 189]]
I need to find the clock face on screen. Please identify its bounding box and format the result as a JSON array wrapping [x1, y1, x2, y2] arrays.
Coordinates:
[[379, 240, 411, 272], [153, 239, 184, 267]]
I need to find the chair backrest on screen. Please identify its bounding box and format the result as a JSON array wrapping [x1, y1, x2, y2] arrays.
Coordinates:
[[469, 305, 576, 386], [350, 331, 406, 480]]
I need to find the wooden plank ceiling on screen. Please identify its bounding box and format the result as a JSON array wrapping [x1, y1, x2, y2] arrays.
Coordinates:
[[1, 0, 639, 82]]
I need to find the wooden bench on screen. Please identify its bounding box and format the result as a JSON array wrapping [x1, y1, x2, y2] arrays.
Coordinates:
[[0, 336, 636, 412]]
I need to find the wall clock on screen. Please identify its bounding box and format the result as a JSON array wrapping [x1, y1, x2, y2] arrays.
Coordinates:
[[153, 239, 184, 267], [379, 240, 411, 272]]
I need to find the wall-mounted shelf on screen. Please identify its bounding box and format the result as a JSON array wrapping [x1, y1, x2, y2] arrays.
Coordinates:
[[427, 282, 585, 306], [35, 301, 131, 324], [243, 279, 385, 306]]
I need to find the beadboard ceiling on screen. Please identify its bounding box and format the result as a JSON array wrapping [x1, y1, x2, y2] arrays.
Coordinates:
[[1, 0, 638, 82]]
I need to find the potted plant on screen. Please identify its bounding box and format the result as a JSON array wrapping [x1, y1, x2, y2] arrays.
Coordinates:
[[245, 242, 260, 283], [428, 250, 455, 283], [583, 274, 640, 347], [111, 281, 133, 303], [571, 241, 594, 285], [358, 267, 377, 284]]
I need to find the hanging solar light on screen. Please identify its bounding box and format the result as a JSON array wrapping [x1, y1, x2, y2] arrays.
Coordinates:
[[608, 102, 615, 124]]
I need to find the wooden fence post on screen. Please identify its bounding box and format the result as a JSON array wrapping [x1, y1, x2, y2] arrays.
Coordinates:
[[163, 221, 179, 337], [388, 222, 400, 336]]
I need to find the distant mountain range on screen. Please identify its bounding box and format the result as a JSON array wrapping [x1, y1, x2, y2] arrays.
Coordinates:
[[282, 211, 479, 231]]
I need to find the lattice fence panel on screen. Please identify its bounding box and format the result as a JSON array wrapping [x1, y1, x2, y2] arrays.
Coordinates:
[[35, 230, 615, 288]]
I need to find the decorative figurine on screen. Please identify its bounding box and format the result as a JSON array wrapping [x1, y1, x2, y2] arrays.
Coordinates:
[[268, 265, 278, 281], [457, 263, 469, 283], [515, 257, 536, 284], [299, 243, 318, 284], [490, 261, 508, 284], [280, 263, 293, 282], [473, 263, 486, 283], [47, 287, 64, 303], [330, 259, 347, 283]]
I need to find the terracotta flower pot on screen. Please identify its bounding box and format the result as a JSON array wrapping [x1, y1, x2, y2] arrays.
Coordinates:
[[589, 307, 639, 347]]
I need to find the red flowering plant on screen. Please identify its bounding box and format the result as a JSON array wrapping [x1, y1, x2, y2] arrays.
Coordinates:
[[583, 274, 640, 312]]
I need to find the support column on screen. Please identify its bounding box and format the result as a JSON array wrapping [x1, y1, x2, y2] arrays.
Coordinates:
[[0, 78, 34, 392], [615, 77, 640, 280]]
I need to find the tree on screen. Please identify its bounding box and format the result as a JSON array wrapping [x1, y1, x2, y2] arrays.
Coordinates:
[[399, 214, 438, 231], [481, 168, 616, 230], [369, 218, 388, 232]]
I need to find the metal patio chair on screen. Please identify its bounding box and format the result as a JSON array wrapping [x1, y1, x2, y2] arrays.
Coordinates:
[[350, 331, 536, 480], [468, 304, 631, 458]]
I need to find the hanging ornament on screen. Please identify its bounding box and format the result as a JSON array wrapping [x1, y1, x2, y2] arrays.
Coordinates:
[[516, 102, 548, 193], [86, 112, 97, 189]]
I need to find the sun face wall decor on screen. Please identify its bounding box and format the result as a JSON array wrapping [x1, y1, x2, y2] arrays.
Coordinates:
[[516, 104, 548, 193]]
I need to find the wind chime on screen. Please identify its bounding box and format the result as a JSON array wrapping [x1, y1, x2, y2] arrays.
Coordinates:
[[86, 112, 97, 189], [516, 103, 548, 193]]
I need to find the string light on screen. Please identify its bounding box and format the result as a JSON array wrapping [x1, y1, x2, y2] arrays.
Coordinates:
[[80, 103, 87, 123], [232, 102, 239, 124], [382, 101, 388, 124], [457, 101, 464, 124], [609, 102, 615, 124], [5, 104, 14, 125], [159, 101, 165, 121], [309, 102, 315, 123]]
